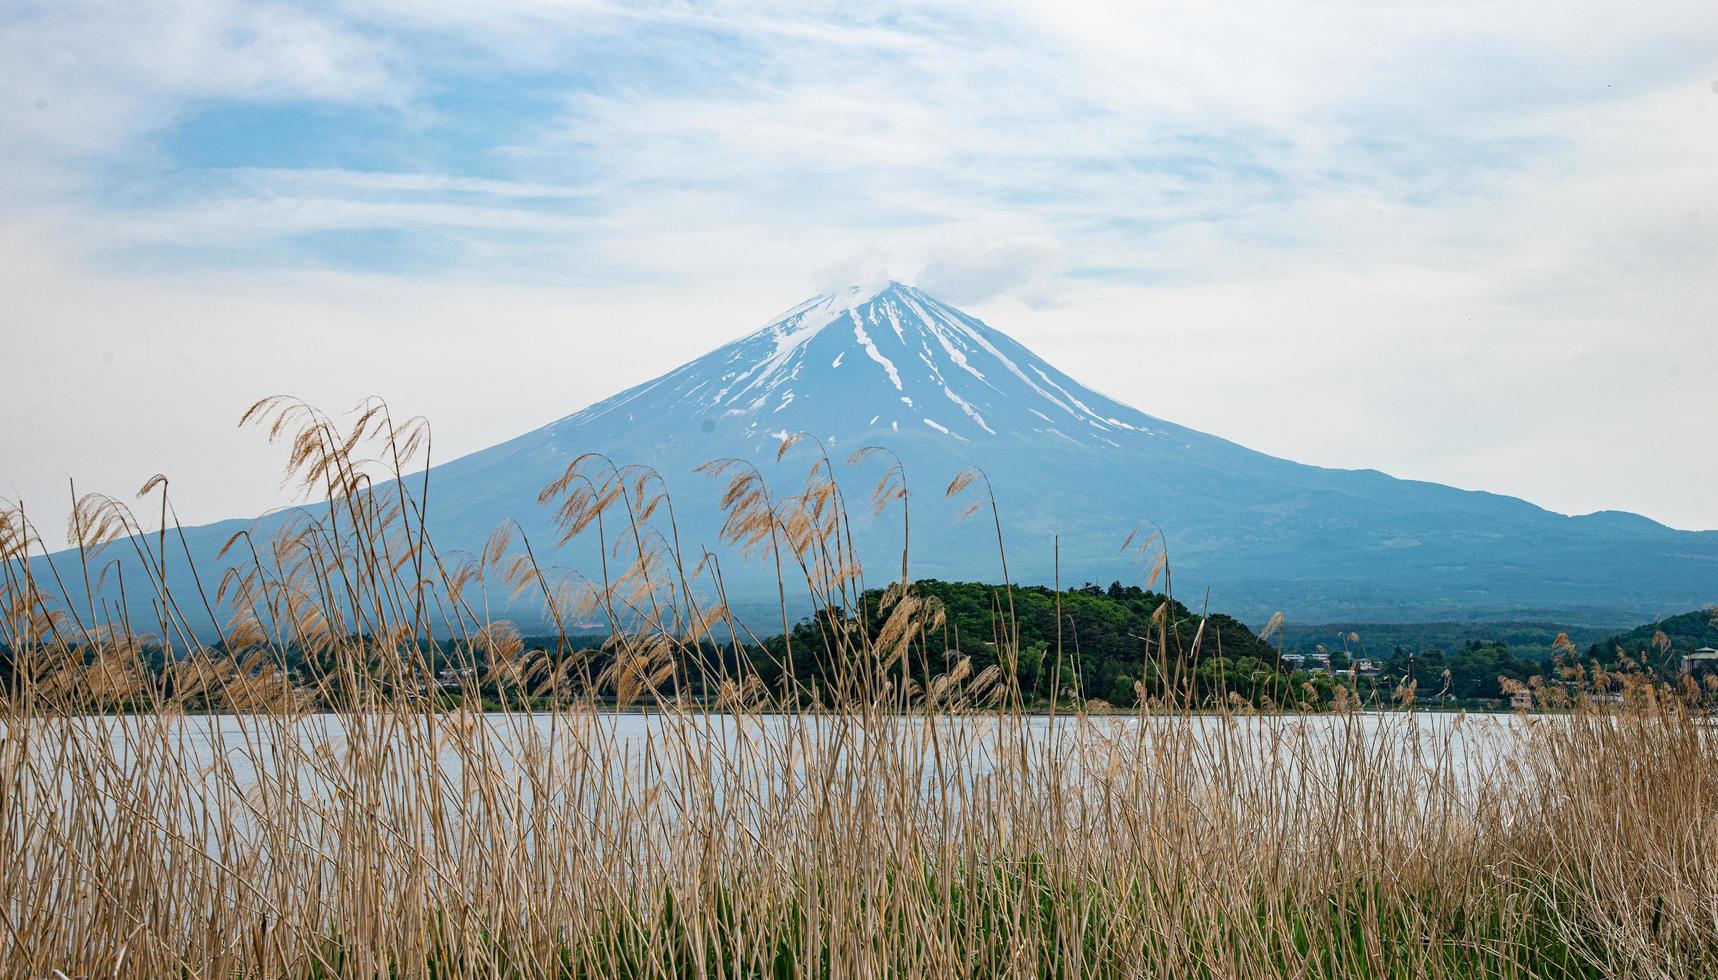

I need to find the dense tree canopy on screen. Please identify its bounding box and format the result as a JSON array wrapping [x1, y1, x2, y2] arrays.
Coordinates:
[[19, 587, 1710, 712]]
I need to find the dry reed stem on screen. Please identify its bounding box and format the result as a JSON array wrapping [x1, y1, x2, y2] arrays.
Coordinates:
[[1, 398, 1714, 979]]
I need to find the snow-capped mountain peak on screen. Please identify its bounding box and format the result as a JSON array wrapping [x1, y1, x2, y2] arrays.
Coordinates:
[[47, 280, 1718, 630], [362, 282, 1718, 626], [573, 280, 1163, 451]]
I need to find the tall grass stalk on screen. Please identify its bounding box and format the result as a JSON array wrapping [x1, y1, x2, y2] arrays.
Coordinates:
[[2, 398, 1715, 978]]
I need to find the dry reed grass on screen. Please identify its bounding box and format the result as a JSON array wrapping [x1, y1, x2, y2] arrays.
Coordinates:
[[2, 397, 1716, 979]]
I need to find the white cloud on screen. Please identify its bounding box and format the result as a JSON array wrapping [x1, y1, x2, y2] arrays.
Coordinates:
[[0, 0, 401, 167], [814, 246, 895, 295], [2, 0, 1717, 530], [917, 237, 1065, 305]]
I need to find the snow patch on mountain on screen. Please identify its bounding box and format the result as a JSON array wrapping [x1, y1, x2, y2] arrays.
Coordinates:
[[851, 313, 903, 390], [542, 280, 1170, 457], [943, 387, 995, 435]]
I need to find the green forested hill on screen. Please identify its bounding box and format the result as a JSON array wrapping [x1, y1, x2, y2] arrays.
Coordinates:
[[756, 579, 1290, 707], [1586, 608, 1718, 670], [1279, 621, 1615, 661], [49, 590, 1706, 713]]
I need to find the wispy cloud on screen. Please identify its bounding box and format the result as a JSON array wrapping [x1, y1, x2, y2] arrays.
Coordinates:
[[2, 0, 1716, 528], [2, 0, 401, 167], [918, 237, 1066, 306], [15, 0, 1710, 285]]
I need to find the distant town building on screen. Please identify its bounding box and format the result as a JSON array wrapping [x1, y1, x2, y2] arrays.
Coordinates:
[[436, 667, 477, 690], [1280, 651, 1332, 673], [1679, 648, 1718, 678]]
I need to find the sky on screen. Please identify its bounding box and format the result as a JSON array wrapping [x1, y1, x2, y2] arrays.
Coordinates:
[[2, 0, 1717, 539]]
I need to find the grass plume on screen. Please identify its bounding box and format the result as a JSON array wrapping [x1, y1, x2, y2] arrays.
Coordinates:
[[1, 397, 1716, 978]]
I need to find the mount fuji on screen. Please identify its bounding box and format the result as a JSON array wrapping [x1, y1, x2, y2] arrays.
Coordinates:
[[45, 281, 1718, 628], [347, 279, 1718, 626]]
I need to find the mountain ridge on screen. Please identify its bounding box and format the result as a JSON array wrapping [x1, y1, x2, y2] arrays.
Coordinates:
[[29, 280, 1718, 630], [350, 279, 1718, 626]]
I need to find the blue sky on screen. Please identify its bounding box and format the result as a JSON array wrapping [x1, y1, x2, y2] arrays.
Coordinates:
[[3, 0, 1717, 532]]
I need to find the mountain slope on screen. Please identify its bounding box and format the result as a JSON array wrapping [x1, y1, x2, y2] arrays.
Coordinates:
[[34, 281, 1718, 628], [375, 280, 1718, 626]]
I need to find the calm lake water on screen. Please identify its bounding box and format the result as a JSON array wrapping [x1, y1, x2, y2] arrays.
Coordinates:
[[34, 708, 1529, 790]]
